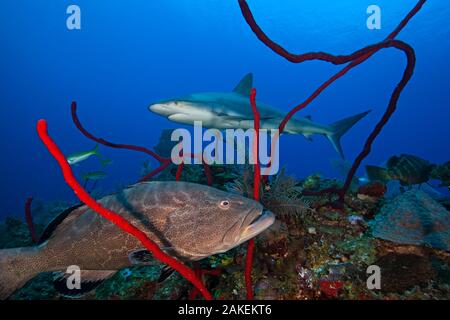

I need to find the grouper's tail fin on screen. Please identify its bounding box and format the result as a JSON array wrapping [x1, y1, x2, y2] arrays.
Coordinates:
[[326, 110, 371, 158], [0, 247, 43, 299]]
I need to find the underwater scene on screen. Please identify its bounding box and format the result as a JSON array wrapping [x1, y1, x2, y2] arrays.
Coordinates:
[[0, 0, 449, 302]]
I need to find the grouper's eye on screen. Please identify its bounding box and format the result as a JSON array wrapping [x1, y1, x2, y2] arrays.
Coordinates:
[[219, 200, 230, 209]]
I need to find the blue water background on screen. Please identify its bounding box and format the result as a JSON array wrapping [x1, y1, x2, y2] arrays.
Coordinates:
[[1, 0, 449, 217]]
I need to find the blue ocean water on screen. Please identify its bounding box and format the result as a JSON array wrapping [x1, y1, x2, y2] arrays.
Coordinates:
[[0, 0, 449, 217]]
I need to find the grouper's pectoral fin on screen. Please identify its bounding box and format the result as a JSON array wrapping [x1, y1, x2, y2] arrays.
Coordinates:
[[128, 248, 176, 265], [128, 249, 176, 283], [128, 249, 155, 265], [53, 269, 117, 298]]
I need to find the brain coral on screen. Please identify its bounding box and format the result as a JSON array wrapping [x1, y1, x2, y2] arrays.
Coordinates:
[[370, 189, 449, 251]]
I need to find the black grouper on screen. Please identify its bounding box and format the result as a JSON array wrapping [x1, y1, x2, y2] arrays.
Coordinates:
[[0, 181, 275, 299]]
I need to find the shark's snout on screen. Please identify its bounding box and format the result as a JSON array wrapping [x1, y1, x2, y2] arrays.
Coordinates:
[[149, 103, 172, 116]]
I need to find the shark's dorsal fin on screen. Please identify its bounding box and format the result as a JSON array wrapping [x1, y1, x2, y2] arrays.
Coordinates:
[[232, 73, 253, 96]]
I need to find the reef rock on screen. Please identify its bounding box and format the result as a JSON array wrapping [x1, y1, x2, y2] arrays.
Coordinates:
[[374, 253, 436, 293], [370, 189, 449, 251]]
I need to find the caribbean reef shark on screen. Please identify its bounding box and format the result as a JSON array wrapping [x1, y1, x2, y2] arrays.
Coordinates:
[[149, 73, 371, 158]]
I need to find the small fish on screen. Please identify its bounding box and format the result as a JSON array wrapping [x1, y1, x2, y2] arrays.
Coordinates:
[[366, 154, 435, 186], [67, 144, 101, 165], [358, 176, 370, 184], [99, 158, 113, 167], [430, 161, 450, 189], [81, 171, 107, 181], [347, 215, 364, 225], [0, 181, 275, 299]]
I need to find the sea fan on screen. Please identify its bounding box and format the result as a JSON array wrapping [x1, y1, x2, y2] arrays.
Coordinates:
[[226, 166, 315, 217], [224, 164, 259, 198], [263, 168, 315, 217]]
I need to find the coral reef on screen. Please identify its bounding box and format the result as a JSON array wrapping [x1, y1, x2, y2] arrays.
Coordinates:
[[357, 182, 387, 202], [370, 189, 449, 251], [373, 253, 436, 293], [5, 164, 450, 300]]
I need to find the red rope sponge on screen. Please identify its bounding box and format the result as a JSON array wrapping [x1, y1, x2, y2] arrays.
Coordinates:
[[25, 197, 38, 243], [250, 88, 261, 202], [71, 101, 171, 182], [244, 88, 261, 300], [72, 102, 213, 185], [36, 119, 212, 300], [239, 0, 423, 205]]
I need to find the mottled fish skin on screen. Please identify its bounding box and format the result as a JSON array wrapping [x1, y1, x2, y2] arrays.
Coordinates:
[[0, 181, 274, 299], [387, 154, 434, 185]]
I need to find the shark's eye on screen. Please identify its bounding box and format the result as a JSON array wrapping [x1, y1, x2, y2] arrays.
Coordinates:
[[220, 200, 230, 209]]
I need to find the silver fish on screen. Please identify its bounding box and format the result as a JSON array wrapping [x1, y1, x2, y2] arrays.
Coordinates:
[[67, 144, 101, 165]]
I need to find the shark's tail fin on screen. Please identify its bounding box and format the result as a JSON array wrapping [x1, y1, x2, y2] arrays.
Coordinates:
[[326, 110, 371, 158], [0, 247, 43, 299]]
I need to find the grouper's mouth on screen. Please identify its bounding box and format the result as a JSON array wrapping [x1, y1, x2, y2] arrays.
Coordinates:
[[239, 209, 275, 244]]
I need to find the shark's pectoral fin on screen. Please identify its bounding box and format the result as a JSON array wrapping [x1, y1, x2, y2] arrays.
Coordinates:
[[53, 269, 117, 298], [232, 73, 253, 96], [303, 133, 313, 141]]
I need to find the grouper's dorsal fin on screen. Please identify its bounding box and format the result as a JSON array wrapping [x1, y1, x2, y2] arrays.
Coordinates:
[[37, 204, 84, 245], [232, 73, 253, 96]]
